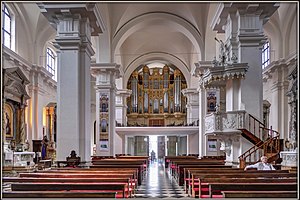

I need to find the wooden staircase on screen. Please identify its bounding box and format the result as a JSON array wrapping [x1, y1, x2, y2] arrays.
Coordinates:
[[238, 114, 282, 168]]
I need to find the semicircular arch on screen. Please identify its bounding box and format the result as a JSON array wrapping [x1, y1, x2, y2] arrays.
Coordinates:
[[112, 12, 204, 65], [123, 52, 191, 88]]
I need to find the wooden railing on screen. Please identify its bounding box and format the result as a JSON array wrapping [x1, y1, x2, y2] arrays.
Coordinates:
[[239, 127, 280, 168], [246, 113, 266, 141]]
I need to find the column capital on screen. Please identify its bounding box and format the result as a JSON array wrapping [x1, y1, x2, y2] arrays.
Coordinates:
[[91, 63, 123, 78], [182, 88, 199, 107], [211, 3, 279, 33], [91, 63, 123, 90], [181, 88, 198, 97], [192, 61, 212, 78], [37, 3, 105, 36], [116, 89, 132, 98]]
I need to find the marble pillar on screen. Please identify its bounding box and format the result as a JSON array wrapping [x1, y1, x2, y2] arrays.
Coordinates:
[[91, 63, 123, 156], [182, 88, 199, 125], [211, 3, 279, 119], [116, 89, 132, 126], [38, 3, 105, 161]]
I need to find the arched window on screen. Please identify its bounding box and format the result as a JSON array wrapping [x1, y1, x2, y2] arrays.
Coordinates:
[[2, 3, 13, 50], [46, 47, 57, 81], [262, 41, 270, 69]]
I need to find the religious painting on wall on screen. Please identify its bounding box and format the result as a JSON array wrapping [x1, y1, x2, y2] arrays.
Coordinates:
[[208, 139, 217, 152], [207, 91, 217, 113], [4, 103, 14, 138], [99, 93, 109, 152], [99, 140, 109, 151]]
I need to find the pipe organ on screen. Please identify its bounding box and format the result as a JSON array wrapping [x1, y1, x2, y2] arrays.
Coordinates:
[[127, 65, 187, 126]]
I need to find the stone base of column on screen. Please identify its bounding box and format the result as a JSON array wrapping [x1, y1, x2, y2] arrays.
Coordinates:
[[280, 151, 297, 167]]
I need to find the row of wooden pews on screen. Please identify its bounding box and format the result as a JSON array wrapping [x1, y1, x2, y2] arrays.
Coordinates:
[[91, 156, 149, 185], [166, 155, 226, 185], [167, 156, 297, 198], [3, 156, 149, 198]]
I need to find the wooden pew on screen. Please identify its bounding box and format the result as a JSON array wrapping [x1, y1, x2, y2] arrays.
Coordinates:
[[164, 155, 198, 168], [178, 165, 233, 186], [221, 190, 298, 198], [190, 172, 296, 197], [3, 191, 117, 198], [35, 169, 138, 186], [90, 165, 144, 185], [184, 167, 242, 193], [15, 172, 136, 195], [4, 176, 134, 197], [10, 182, 129, 198], [208, 182, 297, 198], [169, 159, 225, 177], [189, 171, 296, 197], [197, 178, 297, 198]]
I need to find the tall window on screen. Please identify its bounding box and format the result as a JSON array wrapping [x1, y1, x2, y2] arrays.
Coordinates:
[[2, 3, 11, 49], [262, 41, 270, 69], [46, 48, 57, 81]]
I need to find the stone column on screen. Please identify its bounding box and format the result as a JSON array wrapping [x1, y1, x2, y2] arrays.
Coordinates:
[[182, 88, 199, 125], [27, 66, 40, 141], [192, 61, 212, 157], [116, 89, 132, 127], [197, 85, 206, 157], [38, 3, 105, 161], [286, 67, 297, 149], [19, 102, 26, 145], [211, 3, 279, 119], [91, 63, 122, 156]]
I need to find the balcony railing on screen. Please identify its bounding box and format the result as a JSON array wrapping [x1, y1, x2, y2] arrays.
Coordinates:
[[115, 118, 199, 127], [205, 110, 246, 133]]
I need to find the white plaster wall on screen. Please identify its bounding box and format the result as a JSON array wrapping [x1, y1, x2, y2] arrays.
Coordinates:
[[187, 133, 199, 154], [115, 107, 123, 123], [114, 133, 123, 154], [240, 48, 263, 120]]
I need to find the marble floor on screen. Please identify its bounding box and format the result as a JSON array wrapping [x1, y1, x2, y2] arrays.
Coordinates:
[[134, 160, 191, 199]]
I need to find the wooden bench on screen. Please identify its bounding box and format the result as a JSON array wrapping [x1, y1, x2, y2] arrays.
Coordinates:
[[164, 155, 198, 168], [197, 177, 297, 198], [208, 182, 298, 198], [179, 165, 234, 186], [90, 164, 144, 185], [16, 172, 136, 195], [184, 167, 243, 193], [169, 159, 225, 178], [36, 168, 138, 185], [2, 190, 117, 198], [4, 176, 135, 197], [10, 182, 129, 198], [189, 171, 296, 197], [221, 190, 298, 198]]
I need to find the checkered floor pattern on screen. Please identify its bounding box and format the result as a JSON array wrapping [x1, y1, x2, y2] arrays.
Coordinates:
[[134, 161, 191, 199]]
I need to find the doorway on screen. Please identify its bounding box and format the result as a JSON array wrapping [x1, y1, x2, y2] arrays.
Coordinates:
[[149, 135, 158, 162], [126, 135, 187, 158]]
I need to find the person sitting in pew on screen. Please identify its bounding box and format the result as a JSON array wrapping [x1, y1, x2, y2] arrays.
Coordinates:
[[244, 156, 276, 171]]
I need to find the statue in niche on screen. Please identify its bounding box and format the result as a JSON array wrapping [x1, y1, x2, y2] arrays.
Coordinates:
[[5, 112, 11, 136], [215, 37, 229, 65], [41, 135, 49, 160]]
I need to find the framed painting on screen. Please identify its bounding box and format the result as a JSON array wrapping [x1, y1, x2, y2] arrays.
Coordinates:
[[99, 140, 109, 151], [4, 103, 13, 138], [208, 139, 217, 152]]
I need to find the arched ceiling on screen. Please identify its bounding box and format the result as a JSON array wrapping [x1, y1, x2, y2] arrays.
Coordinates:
[[102, 3, 210, 84]]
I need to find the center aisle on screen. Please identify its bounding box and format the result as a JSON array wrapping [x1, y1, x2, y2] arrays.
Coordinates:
[[135, 160, 191, 198]]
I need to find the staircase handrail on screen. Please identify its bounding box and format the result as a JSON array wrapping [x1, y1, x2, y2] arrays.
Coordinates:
[[260, 127, 280, 155], [239, 127, 280, 161], [248, 113, 265, 127], [247, 113, 265, 140]]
